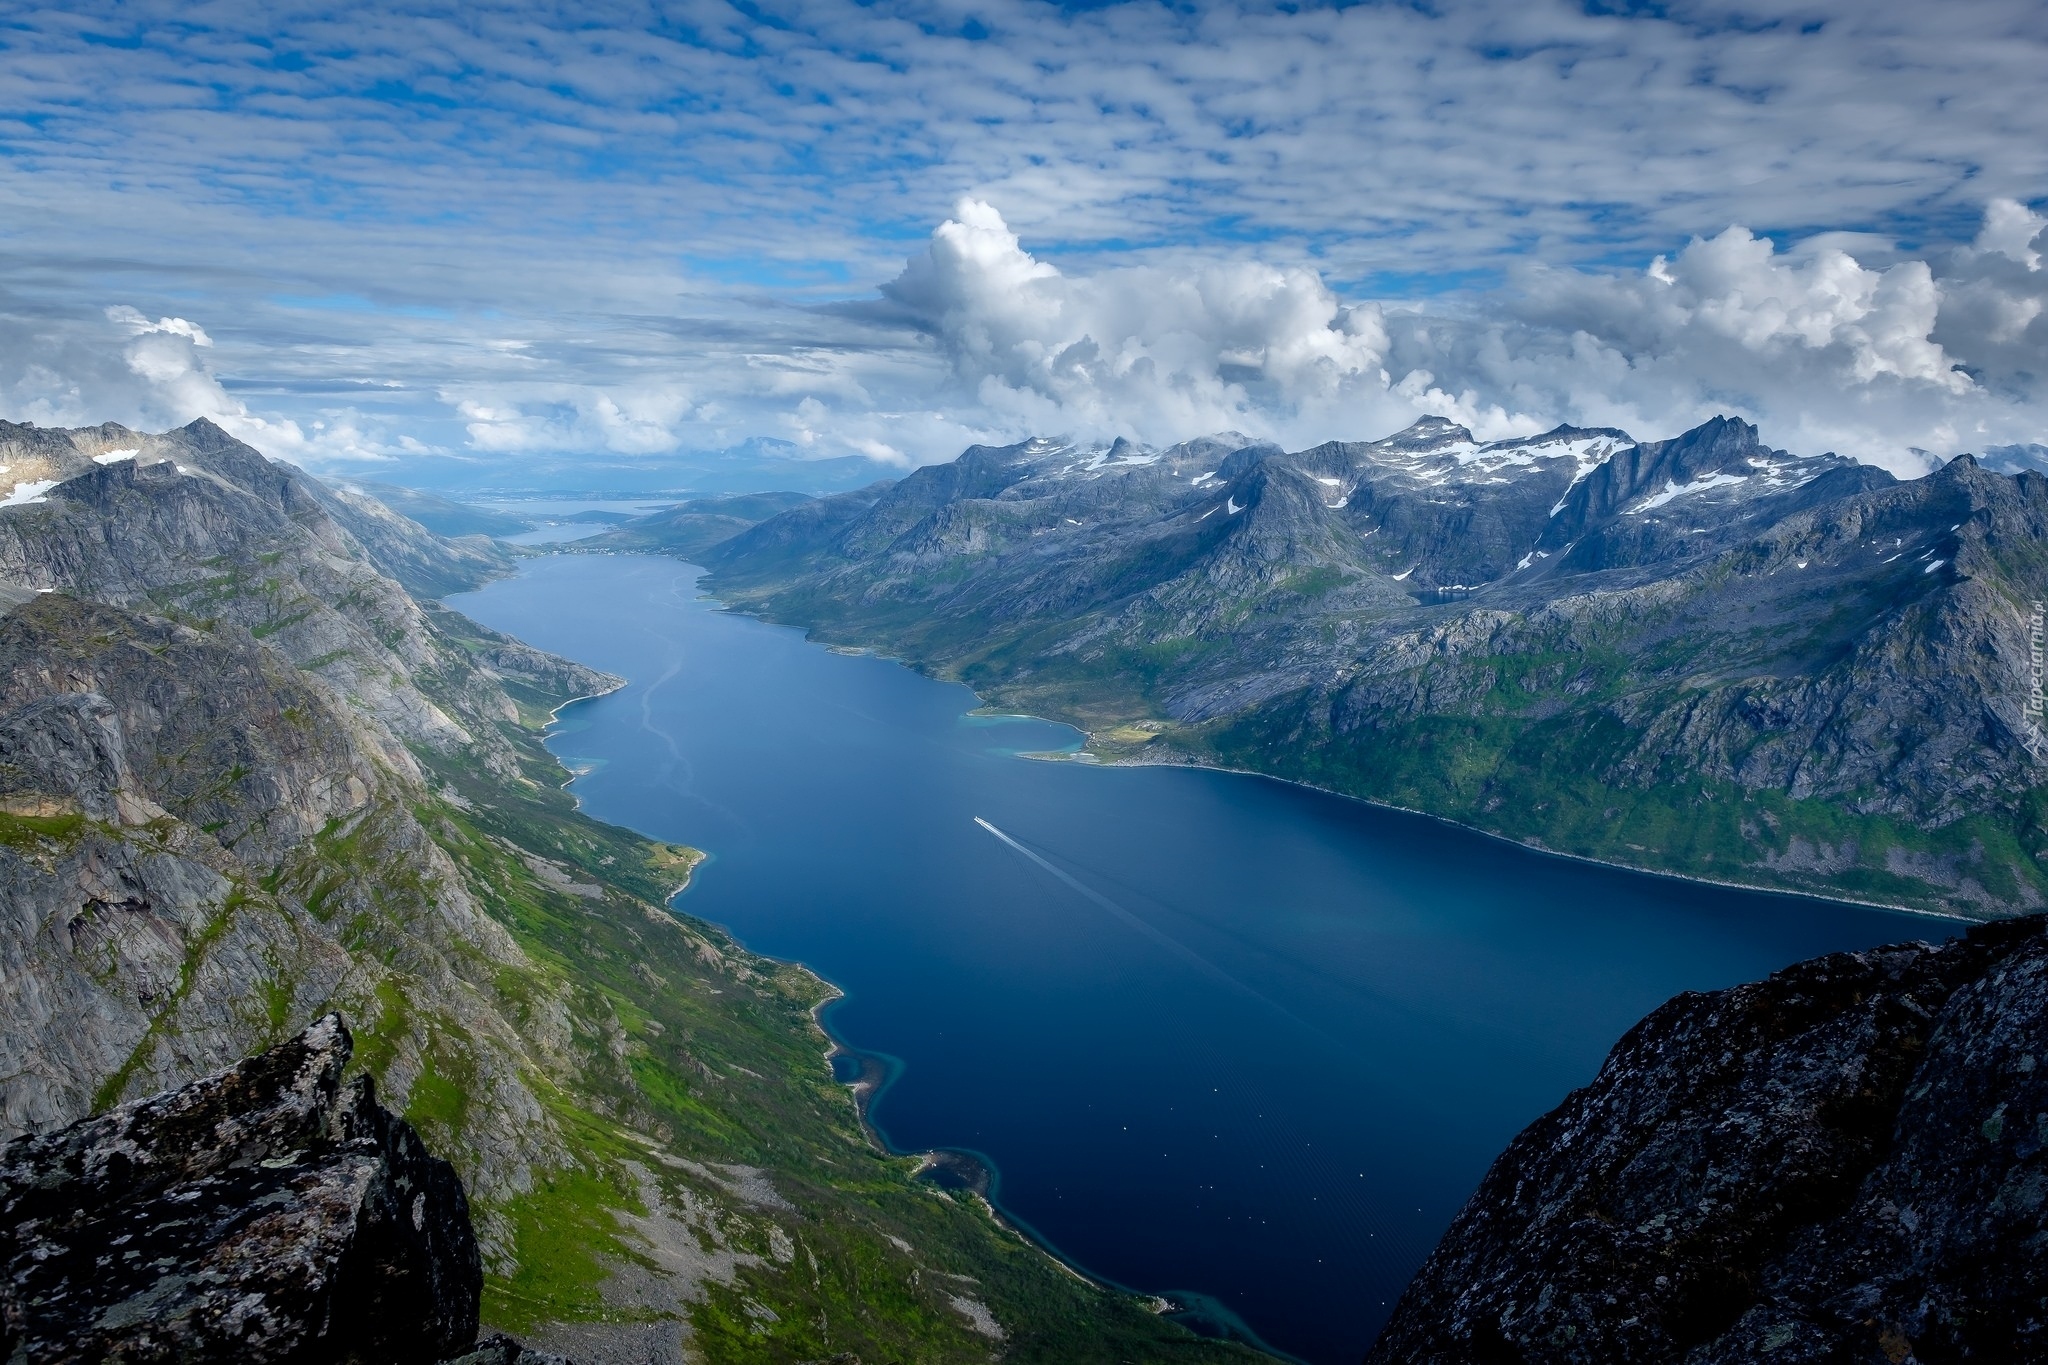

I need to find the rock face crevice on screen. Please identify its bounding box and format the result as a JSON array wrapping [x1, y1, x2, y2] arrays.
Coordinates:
[[0, 1014, 482, 1364], [1365, 914, 2048, 1364]]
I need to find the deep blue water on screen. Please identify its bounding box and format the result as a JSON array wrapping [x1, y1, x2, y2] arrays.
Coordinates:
[[449, 553, 1927, 1364]]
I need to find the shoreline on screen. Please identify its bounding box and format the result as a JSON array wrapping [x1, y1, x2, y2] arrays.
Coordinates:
[[471, 550, 1291, 1355], [801, 976, 1197, 1323], [536, 673, 708, 900], [1048, 748, 1977, 927], [515, 549, 1954, 1364], [681, 559, 1973, 929]]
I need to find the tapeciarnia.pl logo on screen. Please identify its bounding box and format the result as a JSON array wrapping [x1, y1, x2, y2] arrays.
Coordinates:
[[2026, 601, 2046, 761]]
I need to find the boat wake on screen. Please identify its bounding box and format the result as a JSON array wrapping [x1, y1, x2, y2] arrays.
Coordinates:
[[972, 816, 1331, 1045]]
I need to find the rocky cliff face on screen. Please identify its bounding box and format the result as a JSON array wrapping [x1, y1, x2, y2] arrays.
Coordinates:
[[301, 476, 518, 600], [0, 1015, 481, 1364], [1365, 913, 2048, 1365], [0, 419, 581, 764], [701, 417, 2048, 916], [0, 584, 561, 1174]]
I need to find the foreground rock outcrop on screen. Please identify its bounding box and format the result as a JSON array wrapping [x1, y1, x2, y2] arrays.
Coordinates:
[[0, 1014, 481, 1363], [1366, 914, 2048, 1364]]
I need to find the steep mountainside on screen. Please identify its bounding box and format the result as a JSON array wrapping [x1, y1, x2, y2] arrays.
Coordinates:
[[0, 419, 1261, 1363], [702, 417, 2048, 916], [1366, 913, 2048, 1364], [335, 480, 538, 540], [303, 476, 519, 599]]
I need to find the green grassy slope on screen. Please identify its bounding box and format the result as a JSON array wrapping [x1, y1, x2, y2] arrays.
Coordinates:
[[398, 671, 1272, 1362]]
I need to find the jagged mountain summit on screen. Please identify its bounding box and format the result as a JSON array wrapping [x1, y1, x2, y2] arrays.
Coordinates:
[[698, 416, 1876, 599], [677, 414, 2048, 916]]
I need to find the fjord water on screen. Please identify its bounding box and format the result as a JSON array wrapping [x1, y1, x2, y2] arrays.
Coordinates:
[[451, 553, 1918, 1364]]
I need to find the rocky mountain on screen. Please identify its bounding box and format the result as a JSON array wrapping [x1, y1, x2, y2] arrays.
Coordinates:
[[698, 416, 2048, 917], [302, 477, 520, 599], [332, 481, 539, 540], [582, 490, 818, 560], [1365, 912, 2048, 1364], [0, 418, 1262, 1363], [1986, 443, 2048, 476]]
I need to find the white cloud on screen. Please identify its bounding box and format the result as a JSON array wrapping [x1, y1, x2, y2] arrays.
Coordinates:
[[852, 202, 2041, 471], [1511, 228, 1969, 392], [0, 3, 2040, 477], [8, 198, 2041, 480], [1977, 197, 2046, 270], [109, 311, 321, 457], [878, 199, 1388, 444], [105, 306, 214, 348], [453, 384, 696, 456], [0, 302, 399, 464], [1371, 217, 2047, 472]]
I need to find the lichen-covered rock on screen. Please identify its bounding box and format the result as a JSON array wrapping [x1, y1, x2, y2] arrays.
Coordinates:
[[0, 1014, 481, 1363], [1364, 914, 2048, 1364], [441, 1334, 576, 1365]]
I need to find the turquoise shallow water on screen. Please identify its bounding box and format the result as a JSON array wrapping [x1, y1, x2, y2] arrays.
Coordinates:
[[450, 553, 1925, 1364]]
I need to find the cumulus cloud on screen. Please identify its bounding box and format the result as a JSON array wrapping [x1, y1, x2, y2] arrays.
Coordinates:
[[877, 200, 1389, 442], [105, 308, 330, 459], [1977, 198, 2047, 271], [0, 301, 403, 464], [2, 193, 2039, 481], [10, 198, 2038, 479], [856, 201, 2045, 471], [105, 307, 214, 348], [1395, 225, 2002, 469]]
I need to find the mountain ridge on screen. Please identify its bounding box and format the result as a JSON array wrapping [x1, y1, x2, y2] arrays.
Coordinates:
[[684, 415, 2048, 917]]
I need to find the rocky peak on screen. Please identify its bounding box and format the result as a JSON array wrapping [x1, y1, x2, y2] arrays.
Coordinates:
[[1160, 431, 1256, 468], [1528, 415, 1875, 576], [1384, 415, 1475, 449], [1214, 440, 1281, 482], [1365, 915, 2048, 1363], [0, 1014, 484, 1363], [1546, 414, 1771, 527], [0, 421, 156, 507], [1984, 442, 2048, 475]]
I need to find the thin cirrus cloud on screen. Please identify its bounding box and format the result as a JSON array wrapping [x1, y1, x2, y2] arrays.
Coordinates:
[[0, 0, 2041, 477]]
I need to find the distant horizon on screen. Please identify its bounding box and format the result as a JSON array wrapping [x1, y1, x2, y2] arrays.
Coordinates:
[[14, 407, 2044, 504], [0, 1, 2041, 483]]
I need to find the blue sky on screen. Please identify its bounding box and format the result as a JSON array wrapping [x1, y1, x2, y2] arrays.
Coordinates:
[[0, 0, 2044, 477]]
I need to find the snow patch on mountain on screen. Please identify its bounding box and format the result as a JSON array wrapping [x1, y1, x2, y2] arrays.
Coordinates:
[[1632, 472, 1751, 513]]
